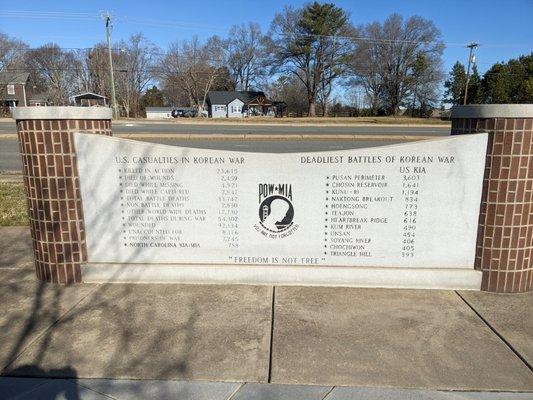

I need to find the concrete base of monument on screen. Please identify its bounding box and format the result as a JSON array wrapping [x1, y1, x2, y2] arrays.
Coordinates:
[[81, 263, 482, 290]]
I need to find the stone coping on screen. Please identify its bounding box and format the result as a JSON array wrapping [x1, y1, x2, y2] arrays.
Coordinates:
[[12, 106, 112, 120], [451, 104, 533, 119]]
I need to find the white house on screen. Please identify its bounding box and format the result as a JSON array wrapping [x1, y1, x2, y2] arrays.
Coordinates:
[[145, 107, 173, 119], [206, 91, 274, 118]]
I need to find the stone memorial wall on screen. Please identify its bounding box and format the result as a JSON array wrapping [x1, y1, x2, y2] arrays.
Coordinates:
[[74, 133, 487, 288], [13, 106, 532, 292]]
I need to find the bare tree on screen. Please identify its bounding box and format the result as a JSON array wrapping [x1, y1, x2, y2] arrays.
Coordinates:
[[73, 44, 110, 96], [347, 22, 384, 115], [0, 33, 27, 71], [266, 75, 308, 116], [350, 14, 444, 116], [25, 44, 80, 105], [113, 34, 158, 117], [318, 33, 356, 116], [73, 35, 157, 116], [266, 2, 356, 116], [224, 23, 266, 90], [0, 33, 28, 104], [159, 36, 225, 116]]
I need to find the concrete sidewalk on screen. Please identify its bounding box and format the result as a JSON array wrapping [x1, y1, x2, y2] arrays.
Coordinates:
[[2, 378, 532, 400], [0, 227, 532, 398]]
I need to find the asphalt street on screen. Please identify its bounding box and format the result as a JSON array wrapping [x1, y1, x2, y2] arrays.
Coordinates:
[[0, 120, 450, 172], [0, 120, 449, 136], [1, 138, 413, 172]]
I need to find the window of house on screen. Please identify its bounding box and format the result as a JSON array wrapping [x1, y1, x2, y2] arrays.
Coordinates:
[[7, 84, 15, 95]]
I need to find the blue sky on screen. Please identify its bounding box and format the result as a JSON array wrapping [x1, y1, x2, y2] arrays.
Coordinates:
[[1, 0, 532, 76]]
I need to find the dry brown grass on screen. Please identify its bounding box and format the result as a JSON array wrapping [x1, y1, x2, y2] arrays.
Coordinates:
[[0, 179, 27, 226]]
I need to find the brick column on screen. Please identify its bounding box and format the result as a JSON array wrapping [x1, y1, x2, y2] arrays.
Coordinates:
[[12, 107, 112, 284], [451, 105, 532, 293]]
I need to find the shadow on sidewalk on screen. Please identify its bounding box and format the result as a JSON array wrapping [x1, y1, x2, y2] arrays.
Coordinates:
[[0, 227, 33, 269], [0, 276, 194, 380], [6, 365, 80, 400]]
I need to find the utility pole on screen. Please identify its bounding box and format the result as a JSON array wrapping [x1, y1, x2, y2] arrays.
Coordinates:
[[104, 12, 118, 119], [463, 42, 479, 105]]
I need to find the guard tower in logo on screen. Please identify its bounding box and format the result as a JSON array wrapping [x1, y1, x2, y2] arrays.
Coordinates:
[[256, 184, 298, 238]]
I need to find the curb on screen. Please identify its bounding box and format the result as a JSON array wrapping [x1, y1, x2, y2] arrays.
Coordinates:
[[0, 133, 435, 141]]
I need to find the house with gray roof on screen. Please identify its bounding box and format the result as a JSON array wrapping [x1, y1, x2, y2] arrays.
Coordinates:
[[0, 71, 31, 108], [0, 71, 48, 114], [206, 91, 275, 118]]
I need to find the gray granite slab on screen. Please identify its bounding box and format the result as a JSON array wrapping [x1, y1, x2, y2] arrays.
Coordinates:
[[231, 383, 332, 400], [327, 386, 533, 400], [77, 378, 241, 400], [459, 290, 533, 367], [8, 284, 272, 382], [270, 286, 533, 391]]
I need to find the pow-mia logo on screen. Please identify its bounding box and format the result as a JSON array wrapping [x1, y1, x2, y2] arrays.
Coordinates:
[[254, 184, 299, 239]]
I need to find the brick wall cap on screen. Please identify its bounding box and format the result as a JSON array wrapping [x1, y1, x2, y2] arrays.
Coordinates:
[[12, 106, 112, 120], [451, 104, 533, 119]]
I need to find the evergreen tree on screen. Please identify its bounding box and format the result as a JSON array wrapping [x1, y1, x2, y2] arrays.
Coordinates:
[[467, 64, 483, 104], [266, 2, 356, 116], [482, 53, 533, 103], [443, 61, 467, 105], [140, 86, 164, 108]]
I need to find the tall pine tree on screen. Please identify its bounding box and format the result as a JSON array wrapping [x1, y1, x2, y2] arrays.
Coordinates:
[[482, 53, 533, 103], [444, 61, 467, 105], [467, 64, 483, 104]]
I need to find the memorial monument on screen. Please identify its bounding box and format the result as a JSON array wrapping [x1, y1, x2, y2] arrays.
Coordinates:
[[12, 105, 533, 293]]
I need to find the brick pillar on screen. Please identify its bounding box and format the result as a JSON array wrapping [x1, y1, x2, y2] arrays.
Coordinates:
[[12, 107, 112, 284], [451, 105, 532, 293]]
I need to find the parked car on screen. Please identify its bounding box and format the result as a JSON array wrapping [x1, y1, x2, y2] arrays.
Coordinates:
[[182, 109, 196, 118], [171, 108, 208, 118]]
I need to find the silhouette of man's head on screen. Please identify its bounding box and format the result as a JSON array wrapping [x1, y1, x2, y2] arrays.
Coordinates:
[[267, 198, 289, 222]]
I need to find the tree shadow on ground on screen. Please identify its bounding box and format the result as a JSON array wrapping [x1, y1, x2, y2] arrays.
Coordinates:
[[0, 226, 33, 269], [0, 276, 194, 381], [0, 134, 265, 396], [6, 365, 81, 400]]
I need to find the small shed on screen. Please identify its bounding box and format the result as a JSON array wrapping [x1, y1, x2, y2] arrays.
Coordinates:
[[74, 92, 107, 107], [146, 107, 174, 119], [28, 93, 48, 107]]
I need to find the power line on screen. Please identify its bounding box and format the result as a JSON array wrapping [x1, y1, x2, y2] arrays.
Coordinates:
[[0, 10, 100, 21], [2, 10, 532, 48], [3, 66, 531, 78]]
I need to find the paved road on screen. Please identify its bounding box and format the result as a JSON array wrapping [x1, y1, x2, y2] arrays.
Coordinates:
[[0, 121, 449, 172], [1, 138, 409, 172], [0, 120, 450, 136]]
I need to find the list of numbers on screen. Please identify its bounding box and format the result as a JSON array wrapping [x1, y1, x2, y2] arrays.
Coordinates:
[[216, 168, 239, 248]]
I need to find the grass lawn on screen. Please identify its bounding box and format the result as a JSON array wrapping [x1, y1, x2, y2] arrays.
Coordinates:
[[0, 181, 28, 226]]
